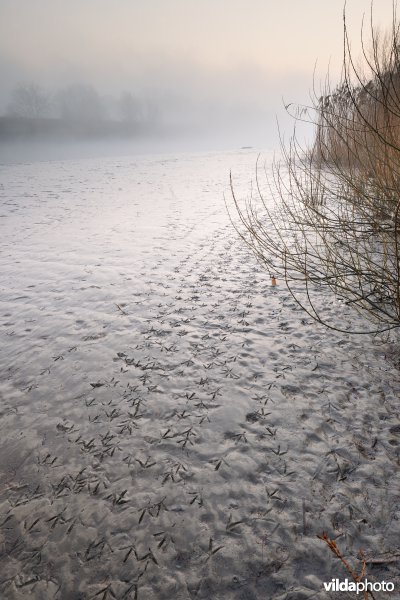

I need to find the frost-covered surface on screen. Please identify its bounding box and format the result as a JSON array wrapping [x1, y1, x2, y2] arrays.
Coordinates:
[[0, 149, 399, 599]]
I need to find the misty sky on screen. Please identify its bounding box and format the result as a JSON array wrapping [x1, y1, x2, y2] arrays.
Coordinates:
[[0, 0, 396, 146]]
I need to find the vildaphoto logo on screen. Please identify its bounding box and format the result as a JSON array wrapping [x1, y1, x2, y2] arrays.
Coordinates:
[[323, 578, 395, 594]]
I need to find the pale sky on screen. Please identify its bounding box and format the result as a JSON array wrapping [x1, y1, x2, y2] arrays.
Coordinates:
[[0, 0, 396, 145]]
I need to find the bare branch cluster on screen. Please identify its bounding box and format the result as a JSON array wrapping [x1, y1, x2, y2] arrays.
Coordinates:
[[231, 3, 400, 334]]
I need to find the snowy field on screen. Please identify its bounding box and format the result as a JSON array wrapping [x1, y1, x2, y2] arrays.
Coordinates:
[[0, 148, 399, 599]]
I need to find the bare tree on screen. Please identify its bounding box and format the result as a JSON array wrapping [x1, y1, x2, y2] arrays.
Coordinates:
[[231, 3, 400, 334], [119, 91, 141, 124], [7, 83, 50, 119], [55, 84, 106, 122]]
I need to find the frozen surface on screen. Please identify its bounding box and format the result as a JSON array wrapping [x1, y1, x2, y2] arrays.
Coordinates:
[[0, 149, 399, 599]]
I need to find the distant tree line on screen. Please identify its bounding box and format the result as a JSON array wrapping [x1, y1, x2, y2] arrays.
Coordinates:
[[0, 82, 161, 140]]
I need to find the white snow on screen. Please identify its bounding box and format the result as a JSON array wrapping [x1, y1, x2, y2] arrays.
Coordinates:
[[0, 148, 399, 599]]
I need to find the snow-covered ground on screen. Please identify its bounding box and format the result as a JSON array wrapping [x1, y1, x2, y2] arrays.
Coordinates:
[[0, 149, 399, 599]]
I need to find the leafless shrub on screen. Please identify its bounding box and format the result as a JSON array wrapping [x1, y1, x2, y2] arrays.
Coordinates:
[[231, 3, 400, 334]]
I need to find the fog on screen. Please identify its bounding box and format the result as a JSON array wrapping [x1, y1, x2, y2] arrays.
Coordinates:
[[0, 0, 395, 160]]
